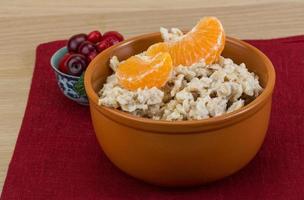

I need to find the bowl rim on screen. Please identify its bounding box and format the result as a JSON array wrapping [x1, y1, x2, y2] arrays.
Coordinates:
[[84, 32, 276, 133], [50, 46, 81, 79]]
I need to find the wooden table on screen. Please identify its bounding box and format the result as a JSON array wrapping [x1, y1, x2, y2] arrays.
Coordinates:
[[0, 0, 303, 193]]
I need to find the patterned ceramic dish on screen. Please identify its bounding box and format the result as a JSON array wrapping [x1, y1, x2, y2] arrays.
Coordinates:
[[50, 47, 88, 105]]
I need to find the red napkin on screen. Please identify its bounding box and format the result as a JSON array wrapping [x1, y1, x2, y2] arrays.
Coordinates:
[[1, 36, 304, 200]]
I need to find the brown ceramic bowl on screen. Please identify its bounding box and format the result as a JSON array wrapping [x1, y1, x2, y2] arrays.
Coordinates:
[[84, 32, 275, 187]]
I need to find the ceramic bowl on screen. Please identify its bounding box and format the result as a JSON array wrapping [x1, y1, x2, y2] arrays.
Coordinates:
[[84, 33, 276, 187], [50, 47, 88, 105]]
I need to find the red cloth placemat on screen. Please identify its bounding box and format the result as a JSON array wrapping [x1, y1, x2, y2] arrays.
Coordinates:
[[1, 36, 304, 200]]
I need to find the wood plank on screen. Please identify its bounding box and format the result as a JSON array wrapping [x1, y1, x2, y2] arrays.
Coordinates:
[[0, 0, 297, 16]]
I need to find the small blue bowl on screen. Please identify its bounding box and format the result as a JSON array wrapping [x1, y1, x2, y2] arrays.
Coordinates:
[[50, 47, 89, 105]]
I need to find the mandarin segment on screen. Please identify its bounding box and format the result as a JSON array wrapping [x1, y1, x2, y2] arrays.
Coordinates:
[[116, 52, 173, 90], [147, 17, 225, 66]]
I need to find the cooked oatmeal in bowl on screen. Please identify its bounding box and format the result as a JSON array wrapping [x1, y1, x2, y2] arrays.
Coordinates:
[[84, 16, 275, 186], [98, 26, 263, 121]]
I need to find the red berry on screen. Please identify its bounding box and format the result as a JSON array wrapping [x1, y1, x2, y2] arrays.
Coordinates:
[[96, 40, 111, 52], [87, 52, 98, 62], [78, 41, 98, 57], [103, 35, 120, 46], [66, 54, 87, 76], [58, 53, 71, 74], [103, 31, 124, 42], [87, 30, 102, 43], [67, 33, 87, 53]]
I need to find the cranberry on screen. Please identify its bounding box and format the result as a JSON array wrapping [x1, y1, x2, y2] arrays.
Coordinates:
[[66, 54, 87, 76], [87, 30, 102, 43], [58, 53, 71, 74], [96, 40, 111, 52], [78, 41, 98, 57], [87, 52, 98, 62], [96, 36, 119, 53], [103, 31, 124, 42], [103, 35, 120, 46], [67, 33, 87, 53]]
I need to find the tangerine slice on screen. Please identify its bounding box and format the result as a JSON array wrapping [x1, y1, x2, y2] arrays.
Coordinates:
[[116, 52, 173, 90], [147, 17, 225, 66]]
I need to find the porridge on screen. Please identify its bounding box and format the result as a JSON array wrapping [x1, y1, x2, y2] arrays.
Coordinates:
[[98, 17, 263, 121]]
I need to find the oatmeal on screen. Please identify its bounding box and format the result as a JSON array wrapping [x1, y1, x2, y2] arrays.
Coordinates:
[[99, 55, 262, 121], [98, 22, 263, 121]]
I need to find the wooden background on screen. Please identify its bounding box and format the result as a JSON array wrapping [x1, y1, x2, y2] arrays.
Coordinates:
[[0, 0, 303, 193]]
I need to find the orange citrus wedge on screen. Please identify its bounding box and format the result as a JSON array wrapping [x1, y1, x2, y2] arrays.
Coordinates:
[[116, 52, 173, 90], [147, 16, 225, 66]]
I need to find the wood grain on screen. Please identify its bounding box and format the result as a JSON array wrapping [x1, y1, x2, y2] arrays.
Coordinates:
[[0, 0, 303, 193]]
